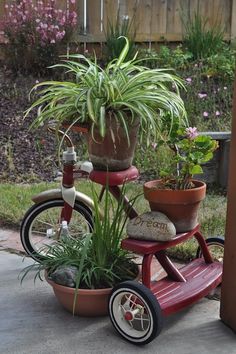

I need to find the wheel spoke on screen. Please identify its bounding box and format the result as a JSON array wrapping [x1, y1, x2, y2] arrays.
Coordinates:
[[123, 294, 134, 309], [129, 295, 138, 309], [33, 218, 54, 227], [128, 320, 133, 328]]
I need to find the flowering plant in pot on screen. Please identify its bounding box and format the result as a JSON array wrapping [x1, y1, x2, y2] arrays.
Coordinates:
[[25, 37, 187, 171], [143, 122, 218, 232], [20, 184, 139, 316]]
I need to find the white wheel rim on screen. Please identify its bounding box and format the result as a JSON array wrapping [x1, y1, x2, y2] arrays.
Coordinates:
[[110, 287, 154, 342]]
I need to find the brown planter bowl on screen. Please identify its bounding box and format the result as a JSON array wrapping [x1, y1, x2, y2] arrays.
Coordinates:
[[45, 264, 140, 317], [46, 276, 111, 317], [143, 179, 206, 233]]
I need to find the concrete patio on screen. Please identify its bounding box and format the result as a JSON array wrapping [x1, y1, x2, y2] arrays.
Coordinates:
[[0, 249, 235, 354]]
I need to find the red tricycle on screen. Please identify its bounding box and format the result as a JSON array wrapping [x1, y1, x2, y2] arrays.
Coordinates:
[[20, 126, 224, 345]]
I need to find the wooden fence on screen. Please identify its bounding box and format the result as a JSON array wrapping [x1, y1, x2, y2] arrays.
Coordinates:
[[1, 0, 236, 43]]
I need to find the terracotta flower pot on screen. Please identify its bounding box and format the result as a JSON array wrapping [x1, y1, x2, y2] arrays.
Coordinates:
[[45, 264, 140, 317], [143, 179, 206, 233], [46, 276, 111, 316], [86, 116, 139, 171]]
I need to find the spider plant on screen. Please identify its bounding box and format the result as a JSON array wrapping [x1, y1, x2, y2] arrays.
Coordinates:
[[25, 37, 188, 145]]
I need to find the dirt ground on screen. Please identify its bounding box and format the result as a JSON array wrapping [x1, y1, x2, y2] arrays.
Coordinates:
[[0, 68, 84, 183]]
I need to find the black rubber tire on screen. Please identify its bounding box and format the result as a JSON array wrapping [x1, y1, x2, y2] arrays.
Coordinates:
[[196, 237, 225, 261], [108, 280, 163, 345], [20, 199, 93, 263]]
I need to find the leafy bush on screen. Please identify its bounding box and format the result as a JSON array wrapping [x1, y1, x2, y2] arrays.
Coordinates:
[[202, 45, 236, 80], [3, 0, 77, 75], [139, 45, 192, 70], [182, 11, 224, 60]]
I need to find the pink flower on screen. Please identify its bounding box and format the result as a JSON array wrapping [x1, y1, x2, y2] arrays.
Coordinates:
[[151, 142, 157, 149], [186, 127, 198, 140], [186, 77, 192, 83], [198, 93, 207, 99], [215, 111, 221, 116], [70, 0, 76, 3], [203, 112, 209, 117]]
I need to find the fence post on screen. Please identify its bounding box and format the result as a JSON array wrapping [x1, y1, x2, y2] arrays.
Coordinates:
[[220, 71, 236, 332], [231, 0, 236, 41]]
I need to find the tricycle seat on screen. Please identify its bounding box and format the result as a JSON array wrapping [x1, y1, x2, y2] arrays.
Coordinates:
[[89, 166, 139, 186], [122, 225, 200, 254]]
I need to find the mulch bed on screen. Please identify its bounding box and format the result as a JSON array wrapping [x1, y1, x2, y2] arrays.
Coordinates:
[[0, 68, 83, 183]]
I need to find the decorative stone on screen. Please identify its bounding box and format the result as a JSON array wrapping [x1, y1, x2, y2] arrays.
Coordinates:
[[127, 212, 176, 242], [49, 265, 78, 288]]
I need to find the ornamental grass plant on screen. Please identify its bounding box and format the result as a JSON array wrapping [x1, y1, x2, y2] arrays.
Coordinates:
[[182, 11, 225, 60]]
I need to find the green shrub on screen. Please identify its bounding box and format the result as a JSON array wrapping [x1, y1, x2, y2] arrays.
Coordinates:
[[139, 45, 192, 70], [202, 45, 236, 80]]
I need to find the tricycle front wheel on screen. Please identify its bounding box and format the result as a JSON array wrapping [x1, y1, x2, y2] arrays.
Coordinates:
[[108, 280, 163, 345]]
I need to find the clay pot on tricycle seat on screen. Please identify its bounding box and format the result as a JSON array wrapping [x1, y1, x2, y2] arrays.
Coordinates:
[[86, 116, 139, 171], [143, 179, 206, 233]]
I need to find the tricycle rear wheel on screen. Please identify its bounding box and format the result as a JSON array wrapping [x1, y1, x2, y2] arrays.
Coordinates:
[[196, 237, 224, 263]]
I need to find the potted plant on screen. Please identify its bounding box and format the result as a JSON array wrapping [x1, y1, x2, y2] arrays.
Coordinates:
[[20, 184, 139, 316], [143, 124, 218, 233], [25, 37, 187, 171]]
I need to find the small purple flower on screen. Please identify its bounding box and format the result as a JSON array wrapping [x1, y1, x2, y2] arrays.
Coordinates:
[[203, 111, 209, 118], [186, 127, 198, 140], [186, 77, 192, 84], [198, 92, 207, 99], [215, 110, 221, 116]]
